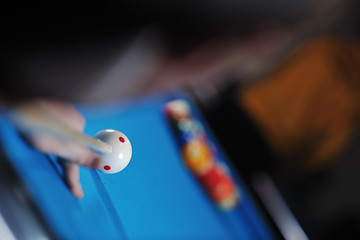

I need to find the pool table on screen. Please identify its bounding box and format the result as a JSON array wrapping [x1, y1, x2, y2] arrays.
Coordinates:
[[0, 93, 278, 239]]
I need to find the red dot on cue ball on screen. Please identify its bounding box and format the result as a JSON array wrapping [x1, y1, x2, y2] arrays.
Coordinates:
[[119, 137, 125, 143], [104, 165, 111, 170]]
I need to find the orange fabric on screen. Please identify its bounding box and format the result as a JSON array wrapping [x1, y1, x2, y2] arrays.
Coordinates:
[[239, 37, 360, 168]]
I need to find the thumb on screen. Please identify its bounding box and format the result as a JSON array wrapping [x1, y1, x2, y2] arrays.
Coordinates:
[[31, 133, 102, 169]]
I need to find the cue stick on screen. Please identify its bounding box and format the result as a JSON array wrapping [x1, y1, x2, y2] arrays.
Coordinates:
[[6, 103, 112, 154]]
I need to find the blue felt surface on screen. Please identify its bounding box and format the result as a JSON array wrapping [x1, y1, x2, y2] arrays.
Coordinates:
[[0, 94, 276, 240]]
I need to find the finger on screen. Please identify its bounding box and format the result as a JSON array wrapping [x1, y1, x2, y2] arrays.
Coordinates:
[[35, 100, 86, 132], [63, 163, 84, 199], [31, 134, 102, 169]]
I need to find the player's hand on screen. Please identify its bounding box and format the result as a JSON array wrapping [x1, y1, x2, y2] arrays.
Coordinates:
[[13, 100, 102, 198]]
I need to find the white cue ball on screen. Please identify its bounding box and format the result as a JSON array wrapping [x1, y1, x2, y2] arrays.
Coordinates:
[[94, 129, 132, 174]]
